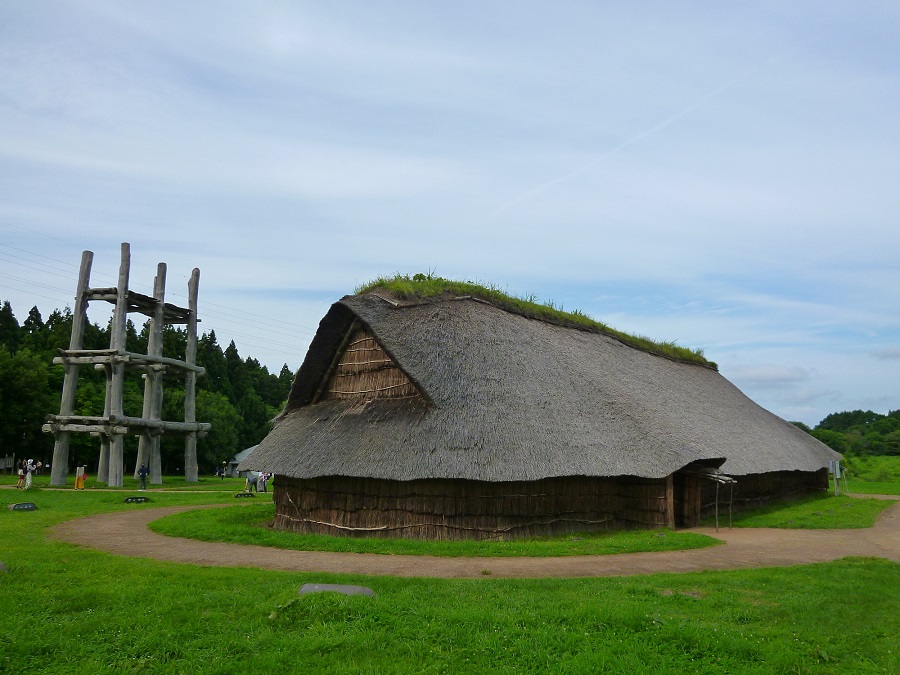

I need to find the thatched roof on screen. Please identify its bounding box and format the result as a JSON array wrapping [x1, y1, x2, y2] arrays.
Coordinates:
[[241, 292, 839, 481]]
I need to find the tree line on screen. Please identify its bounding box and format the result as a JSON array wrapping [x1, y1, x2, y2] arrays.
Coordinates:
[[0, 300, 293, 476], [794, 409, 900, 457]]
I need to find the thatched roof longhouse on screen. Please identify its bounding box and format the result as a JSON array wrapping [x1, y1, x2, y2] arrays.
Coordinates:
[[243, 291, 838, 483]]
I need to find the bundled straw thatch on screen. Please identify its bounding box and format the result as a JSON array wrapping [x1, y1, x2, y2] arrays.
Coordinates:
[[241, 290, 838, 539]]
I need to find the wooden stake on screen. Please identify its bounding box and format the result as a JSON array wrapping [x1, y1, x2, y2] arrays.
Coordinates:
[[665, 474, 675, 528], [136, 263, 166, 484], [183, 268, 200, 482], [105, 243, 130, 487], [50, 250, 93, 486]]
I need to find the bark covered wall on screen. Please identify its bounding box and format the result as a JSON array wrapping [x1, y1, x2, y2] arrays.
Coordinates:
[[273, 474, 671, 540]]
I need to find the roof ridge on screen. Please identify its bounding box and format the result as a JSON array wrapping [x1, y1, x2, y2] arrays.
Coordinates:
[[354, 289, 718, 371]]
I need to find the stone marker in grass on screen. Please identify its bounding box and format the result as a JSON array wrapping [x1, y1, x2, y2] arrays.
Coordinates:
[[299, 583, 375, 597], [125, 496, 150, 504], [7, 502, 37, 511]]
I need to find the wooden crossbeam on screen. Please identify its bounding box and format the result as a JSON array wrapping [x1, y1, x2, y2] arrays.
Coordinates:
[[53, 349, 206, 373]]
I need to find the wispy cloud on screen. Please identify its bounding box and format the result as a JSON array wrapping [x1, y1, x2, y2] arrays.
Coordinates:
[[1, 2, 898, 426], [727, 365, 811, 388]]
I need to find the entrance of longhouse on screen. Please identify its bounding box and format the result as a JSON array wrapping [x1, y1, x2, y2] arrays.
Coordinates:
[[672, 471, 703, 527]]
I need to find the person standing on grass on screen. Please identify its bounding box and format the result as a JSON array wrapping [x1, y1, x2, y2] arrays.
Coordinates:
[[138, 464, 149, 491], [259, 472, 269, 493], [24, 459, 34, 489], [16, 460, 25, 489], [220, 461, 227, 480]]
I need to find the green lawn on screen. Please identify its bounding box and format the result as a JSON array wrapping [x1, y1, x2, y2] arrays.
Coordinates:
[[2, 485, 898, 673], [847, 481, 900, 495], [708, 493, 895, 529], [150, 501, 721, 557], [843, 455, 900, 495]]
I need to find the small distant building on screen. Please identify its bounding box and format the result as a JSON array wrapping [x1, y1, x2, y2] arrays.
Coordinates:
[[229, 445, 258, 478], [241, 288, 839, 540]]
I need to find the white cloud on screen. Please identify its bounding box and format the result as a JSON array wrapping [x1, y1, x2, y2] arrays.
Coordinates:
[[0, 2, 898, 427]]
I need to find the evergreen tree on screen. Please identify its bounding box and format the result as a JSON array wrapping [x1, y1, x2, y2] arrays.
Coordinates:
[[0, 348, 52, 458], [44, 307, 79, 355], [21, 306, 46, 352], [224, 340, 245, 405], [0, 300, 19, 351], [236, 389, 276, 450], [197, 330, 231, 400]]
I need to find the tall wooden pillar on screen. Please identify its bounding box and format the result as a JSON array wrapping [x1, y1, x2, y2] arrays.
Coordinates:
[[96, 363, 112, 483], [136, 263, 167, 484], [665, 474, 676, 528], [50, 251, 93, 486], [149, 365, 164, 482], [183, 268, 200, 482], [106, 243, 131, 487]]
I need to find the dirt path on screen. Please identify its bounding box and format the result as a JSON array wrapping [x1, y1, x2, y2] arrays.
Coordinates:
[[48, 496, 900, 579]]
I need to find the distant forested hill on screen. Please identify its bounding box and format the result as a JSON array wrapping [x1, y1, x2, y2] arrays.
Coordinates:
[[793, 409, 900, 456]]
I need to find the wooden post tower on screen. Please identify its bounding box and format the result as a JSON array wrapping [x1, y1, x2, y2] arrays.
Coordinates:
[[44, 243, 211, 487]]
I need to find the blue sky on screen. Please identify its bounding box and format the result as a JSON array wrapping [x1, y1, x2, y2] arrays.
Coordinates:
[[1, 1, 898, 426]]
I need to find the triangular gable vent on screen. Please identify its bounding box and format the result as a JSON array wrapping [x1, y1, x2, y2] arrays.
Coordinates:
[[320, 325, 421, 401]]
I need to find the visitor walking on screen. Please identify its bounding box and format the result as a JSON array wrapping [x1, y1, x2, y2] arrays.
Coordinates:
[[138, 464, 149, 491], [259, 472, 269, 493], [16, 459, 25, 489], [75, 466, 86, 490], [24, 459, 34, 489]]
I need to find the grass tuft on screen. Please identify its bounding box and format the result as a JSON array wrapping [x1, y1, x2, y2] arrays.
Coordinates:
[[355, 274, 716, 369]]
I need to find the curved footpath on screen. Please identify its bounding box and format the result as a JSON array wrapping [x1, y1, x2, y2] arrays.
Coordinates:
[[49, 495, 900, 579]]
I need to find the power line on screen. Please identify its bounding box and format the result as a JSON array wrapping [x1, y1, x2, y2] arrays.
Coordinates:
[[0, 282, 75, 307], [1, 236, 318, 366], [1, 238, 324, 335], [0, 243, 82, 272], [0, 253, 84, 283], [0, 272, 74, 297]]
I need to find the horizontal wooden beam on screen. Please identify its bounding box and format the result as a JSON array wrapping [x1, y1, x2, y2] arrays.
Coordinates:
[[54, 349, 205, 373], [45, 415, 211, 434], [83, 288, 195, 323]]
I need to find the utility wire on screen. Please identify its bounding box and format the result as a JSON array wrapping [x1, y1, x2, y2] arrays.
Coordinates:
[[1, 235, 321, 366]]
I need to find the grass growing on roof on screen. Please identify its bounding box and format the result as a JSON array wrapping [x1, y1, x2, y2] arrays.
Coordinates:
[[356, 273, 717, 369]]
